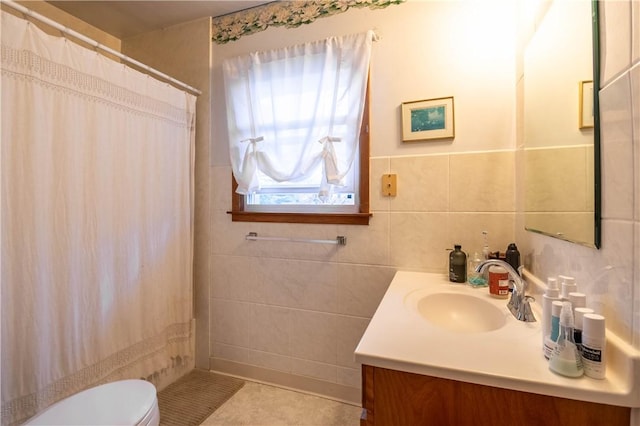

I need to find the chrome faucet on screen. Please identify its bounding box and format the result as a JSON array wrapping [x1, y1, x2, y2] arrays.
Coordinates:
[[475, 259, 536, 322]]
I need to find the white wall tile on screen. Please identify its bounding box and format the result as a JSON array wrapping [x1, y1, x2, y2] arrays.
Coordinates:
[[600, 0, 632, 85], [257, 258, 338, 313], [632, 64, 640, 222], [633, 222, 640, 348], [337, 367, 361, 388], [389, 212, 450, 271], [449, 151, 515, 212], [337, 264, 395, 318], [211, 299, 249, 347], [210, 255, 259, 302], [389, 155, 449, 212], [599, 73, 634, 220], [632, 0, 640, 64], [337, 213, 390, 265], [290, 311, 337, 365], [248, 304, 292, 355], [290, 358, 337, 383], [212, 343, 249, 364], [247, 350, 291, 373], [211, 165, 232, 212], [210, 209, 263, 256], [336, 315, 370, 369], [596, 219, 635, 342]]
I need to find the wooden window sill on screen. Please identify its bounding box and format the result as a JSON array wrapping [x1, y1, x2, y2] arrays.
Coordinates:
[[227, 211, 371, 225]]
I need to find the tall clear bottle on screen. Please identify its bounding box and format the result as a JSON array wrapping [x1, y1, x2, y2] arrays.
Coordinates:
[[549, 302, 584, 377]]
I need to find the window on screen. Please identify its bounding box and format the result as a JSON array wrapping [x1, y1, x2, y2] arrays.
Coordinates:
[[223, 32, 374, 225]]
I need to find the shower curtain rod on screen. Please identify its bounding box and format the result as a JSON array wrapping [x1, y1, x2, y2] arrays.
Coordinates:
[[1, 0, 203, 96]]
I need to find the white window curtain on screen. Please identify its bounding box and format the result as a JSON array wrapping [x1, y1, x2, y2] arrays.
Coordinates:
[[223, 30, 375, 196], [1, 11, 196, 425]]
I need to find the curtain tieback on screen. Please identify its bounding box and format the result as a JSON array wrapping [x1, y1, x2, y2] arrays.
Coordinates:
[[240, 136, 264, 144], [239, 136, 264, 157], [319, 136, 342, 185], [318, 136, 341, 145], [235, 136, 264, 194]]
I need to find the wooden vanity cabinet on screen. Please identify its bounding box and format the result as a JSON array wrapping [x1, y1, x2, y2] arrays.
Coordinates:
[[361, 365, 631, 426]]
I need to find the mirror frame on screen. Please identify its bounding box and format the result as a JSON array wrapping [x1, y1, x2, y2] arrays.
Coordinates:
[[592, 0, 601, 248]]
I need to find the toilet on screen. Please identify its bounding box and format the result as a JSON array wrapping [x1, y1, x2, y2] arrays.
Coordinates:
[[24, 379, 160, 426]]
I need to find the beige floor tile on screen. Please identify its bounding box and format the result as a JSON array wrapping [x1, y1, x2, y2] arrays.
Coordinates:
[[201, 382, 361, 426]]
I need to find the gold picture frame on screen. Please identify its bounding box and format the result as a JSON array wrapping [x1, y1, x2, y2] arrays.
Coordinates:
[[579, 80, 594, 129], [401, 96, 455, 142]]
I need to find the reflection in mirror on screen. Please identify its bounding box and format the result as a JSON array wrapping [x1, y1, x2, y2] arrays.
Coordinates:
[[524, 0, 600, 248]]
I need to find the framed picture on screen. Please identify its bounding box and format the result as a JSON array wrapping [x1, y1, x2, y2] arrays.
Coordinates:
[[401, 96, 455, 142], [579, 80, 594, 129]]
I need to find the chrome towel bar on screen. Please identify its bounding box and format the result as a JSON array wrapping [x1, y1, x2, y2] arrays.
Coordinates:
[[245, 232, 346, 246]]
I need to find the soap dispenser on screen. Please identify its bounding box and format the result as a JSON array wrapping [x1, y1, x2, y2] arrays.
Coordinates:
[[467, 251, 487, 287], [467, 231, 490, 287]]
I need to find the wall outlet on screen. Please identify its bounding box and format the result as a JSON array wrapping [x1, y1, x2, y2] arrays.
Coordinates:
[[382, 174, 397, 197]]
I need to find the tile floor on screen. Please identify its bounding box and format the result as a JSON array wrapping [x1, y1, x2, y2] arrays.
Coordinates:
[[201, 381, 361, 425]]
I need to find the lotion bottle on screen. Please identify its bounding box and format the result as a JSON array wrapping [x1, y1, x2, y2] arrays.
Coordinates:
[[573, 307, 594, 354], [559, 275, 577, 300], [569, 292, 587, 310], [546, 300, 564, 359], [549, 301, 584, 378], [542, 278, 561, 358], [582, 313, 606, 379]]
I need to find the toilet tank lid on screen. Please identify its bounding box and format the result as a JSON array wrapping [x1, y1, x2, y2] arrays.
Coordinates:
[[25, 379, 157, 425]]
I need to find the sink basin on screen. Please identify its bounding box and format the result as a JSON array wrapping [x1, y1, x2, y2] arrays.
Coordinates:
[[413, 292, 507, 333]]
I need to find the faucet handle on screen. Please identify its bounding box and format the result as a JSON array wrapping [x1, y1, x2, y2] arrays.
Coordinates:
[[517, 296, 536, 322], [507, 290, 520, 317]]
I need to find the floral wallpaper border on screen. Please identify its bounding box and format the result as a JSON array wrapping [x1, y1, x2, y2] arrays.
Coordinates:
[[212, 0, 405, 44]]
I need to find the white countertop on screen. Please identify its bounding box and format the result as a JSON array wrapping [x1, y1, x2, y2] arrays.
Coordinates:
[[354, 271, 640, 407]]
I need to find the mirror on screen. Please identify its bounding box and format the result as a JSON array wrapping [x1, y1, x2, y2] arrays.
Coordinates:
[[524, 0, 600, 248]]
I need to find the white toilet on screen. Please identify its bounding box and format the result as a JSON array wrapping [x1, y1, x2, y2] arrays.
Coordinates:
[[24, 379, 160, 426]]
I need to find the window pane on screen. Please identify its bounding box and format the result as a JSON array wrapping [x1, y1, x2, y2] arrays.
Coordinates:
[[247, 192, 355, 206]]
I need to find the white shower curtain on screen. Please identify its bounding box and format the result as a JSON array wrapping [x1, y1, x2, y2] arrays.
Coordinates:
[[1, 11, 196, 426]]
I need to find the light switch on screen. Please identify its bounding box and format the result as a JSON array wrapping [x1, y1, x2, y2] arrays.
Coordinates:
[[382, 174, 397, 197]]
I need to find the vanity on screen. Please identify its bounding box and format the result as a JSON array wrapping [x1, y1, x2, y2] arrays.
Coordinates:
[[354, 271, 640, 425]]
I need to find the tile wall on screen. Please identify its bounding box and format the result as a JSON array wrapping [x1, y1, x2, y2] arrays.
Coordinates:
[[209, 151, 515, 402], [122, 18, 214, 369]]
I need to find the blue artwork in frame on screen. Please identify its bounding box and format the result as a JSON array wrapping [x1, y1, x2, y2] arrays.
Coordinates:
[[410, 105, 446, 132], [401, 96, 455, 142]]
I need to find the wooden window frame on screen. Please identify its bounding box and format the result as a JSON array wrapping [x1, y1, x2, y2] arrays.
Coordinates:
[[228, 83, 371, 225]]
